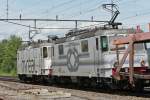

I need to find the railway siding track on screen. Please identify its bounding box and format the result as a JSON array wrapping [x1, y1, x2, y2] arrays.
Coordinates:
[[0, 76, 150, 100]]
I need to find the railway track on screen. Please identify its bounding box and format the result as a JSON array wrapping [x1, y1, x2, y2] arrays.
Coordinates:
[[0, 76, 18, 82], [0, 76, 150, 100]]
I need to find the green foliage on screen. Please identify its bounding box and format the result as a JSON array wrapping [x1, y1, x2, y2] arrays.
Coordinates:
[[0, 35, 22, 76]]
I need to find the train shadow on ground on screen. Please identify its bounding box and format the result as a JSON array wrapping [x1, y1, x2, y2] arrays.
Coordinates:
[[29, 81, 150, 98]]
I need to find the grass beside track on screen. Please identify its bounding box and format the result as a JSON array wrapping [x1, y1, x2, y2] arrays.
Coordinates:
[[0, 70, 17, 77]]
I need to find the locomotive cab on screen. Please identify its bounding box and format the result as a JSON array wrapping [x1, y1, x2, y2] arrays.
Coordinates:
[[17, 43, 54, 82], [101, 34, 149, 68], [98, 34, 149, 78]]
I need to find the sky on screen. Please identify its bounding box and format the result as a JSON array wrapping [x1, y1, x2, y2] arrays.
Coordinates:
[[0, 0, 150, 40]]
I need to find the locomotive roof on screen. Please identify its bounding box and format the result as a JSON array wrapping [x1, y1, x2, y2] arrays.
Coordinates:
[[55, 27, 135, 44], [18, 27, 135, 50], [18, 41, 53, 51]]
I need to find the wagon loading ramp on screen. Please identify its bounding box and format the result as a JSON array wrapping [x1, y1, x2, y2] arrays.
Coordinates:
[[112, 32, 150, 89]]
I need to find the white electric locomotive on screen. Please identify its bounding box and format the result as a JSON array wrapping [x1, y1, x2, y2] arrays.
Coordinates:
[[17, 27, 150, 89]]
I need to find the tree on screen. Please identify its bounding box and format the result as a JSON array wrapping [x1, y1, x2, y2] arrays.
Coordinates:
[[0, 35, 22, 75]]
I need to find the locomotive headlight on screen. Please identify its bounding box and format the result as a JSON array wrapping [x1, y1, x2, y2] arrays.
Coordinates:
[[140, 58, 145, 67]]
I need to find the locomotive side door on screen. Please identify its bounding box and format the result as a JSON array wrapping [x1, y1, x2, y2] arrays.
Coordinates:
[[40, 46, 48, 75], [98, 36, 109, 78]]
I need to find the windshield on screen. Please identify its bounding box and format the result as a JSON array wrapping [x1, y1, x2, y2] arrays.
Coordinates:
[[134, 43, 145, 52], [43, 47, 48, 58]]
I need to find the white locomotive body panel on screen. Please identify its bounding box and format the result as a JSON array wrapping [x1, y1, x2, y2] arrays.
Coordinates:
[[52, 37, 99, 77]]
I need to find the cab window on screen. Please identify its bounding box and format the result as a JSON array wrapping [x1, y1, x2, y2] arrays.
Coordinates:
[[134, 43, 145, 52], [43, 47, 48, 58], [101, 36, 108, 52], [58, 45, 64, 55], [81, 40, 89, 52]]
